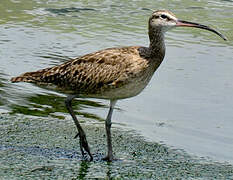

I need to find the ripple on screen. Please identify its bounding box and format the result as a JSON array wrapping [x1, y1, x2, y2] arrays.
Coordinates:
[[46, 7, 97, 15]]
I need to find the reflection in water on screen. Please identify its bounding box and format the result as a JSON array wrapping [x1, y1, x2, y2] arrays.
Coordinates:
[[106, 162, 113, 179], [0, 90, 5, 107], [77, 161, 91, 179], [0, 72, 11, 110], [10, 93, 106, 121], [0, 77, 5, 106]]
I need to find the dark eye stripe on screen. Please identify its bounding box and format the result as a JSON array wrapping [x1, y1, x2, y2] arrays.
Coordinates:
[[153, 15, 159, 19]]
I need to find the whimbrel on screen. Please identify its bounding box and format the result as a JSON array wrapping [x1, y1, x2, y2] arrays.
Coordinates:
[[11, 10, 226, 161]]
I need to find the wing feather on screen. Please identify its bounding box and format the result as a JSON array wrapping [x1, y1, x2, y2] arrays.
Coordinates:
[[11, 46, 149, 93]]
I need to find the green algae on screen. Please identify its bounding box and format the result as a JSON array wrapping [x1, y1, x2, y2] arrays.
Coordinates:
[[0, 114, 233, 179]]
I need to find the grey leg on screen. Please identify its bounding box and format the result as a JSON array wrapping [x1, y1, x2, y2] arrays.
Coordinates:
[[65, 95, 93, 161], [103, 100, 117, 162]]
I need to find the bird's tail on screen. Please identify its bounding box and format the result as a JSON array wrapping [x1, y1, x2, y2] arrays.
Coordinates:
[[11, 69, 49, 83], [11, 61, 71, 84]]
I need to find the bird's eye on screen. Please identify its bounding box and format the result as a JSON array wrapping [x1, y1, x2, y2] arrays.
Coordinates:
[[160, 14, 167, 19]]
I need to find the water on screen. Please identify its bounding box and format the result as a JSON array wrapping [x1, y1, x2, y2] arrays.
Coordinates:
[[0, 0, 233, 174]]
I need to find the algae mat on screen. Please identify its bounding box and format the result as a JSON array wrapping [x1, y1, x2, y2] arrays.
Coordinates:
[[0, 114, 233, 179]]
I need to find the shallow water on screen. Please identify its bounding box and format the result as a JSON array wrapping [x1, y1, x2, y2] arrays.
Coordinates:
[[0, 0, 233, 177]]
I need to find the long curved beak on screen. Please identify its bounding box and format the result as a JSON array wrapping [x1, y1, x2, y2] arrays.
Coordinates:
[[176, 20, 227, 41]]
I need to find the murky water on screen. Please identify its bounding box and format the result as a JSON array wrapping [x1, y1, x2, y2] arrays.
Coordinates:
[[0, 0, 233, 178]]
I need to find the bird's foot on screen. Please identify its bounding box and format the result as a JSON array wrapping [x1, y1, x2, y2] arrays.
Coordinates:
[[74, 132, 93, 161], [102, 155, 114, 162]]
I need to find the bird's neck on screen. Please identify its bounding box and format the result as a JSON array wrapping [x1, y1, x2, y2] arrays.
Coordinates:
[[148, 28, 165, 60]]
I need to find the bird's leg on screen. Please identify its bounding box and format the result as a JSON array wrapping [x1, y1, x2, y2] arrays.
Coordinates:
[[65, 95, 93, 161], [103, 100, 117, 162]]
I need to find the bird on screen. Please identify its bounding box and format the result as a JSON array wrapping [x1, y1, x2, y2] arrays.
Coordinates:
[[11, 10, 227, 162]]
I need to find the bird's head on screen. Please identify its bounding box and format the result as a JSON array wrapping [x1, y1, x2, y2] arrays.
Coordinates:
[[149, 10, 227, 40], [149, 10, 177, 32]]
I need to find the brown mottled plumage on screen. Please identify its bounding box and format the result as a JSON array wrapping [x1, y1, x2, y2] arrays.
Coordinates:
[[11, 46, 163, 99], [11, 10, 226, 162]]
